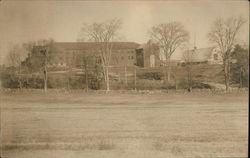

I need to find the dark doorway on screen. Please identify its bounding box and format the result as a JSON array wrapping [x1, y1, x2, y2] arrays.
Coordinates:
[[136, 48, 144, 67]]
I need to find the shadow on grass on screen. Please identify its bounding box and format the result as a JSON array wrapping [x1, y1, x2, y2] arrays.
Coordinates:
[[3, 139, 115, 151]]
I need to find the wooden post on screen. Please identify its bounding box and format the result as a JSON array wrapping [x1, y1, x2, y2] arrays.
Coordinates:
[[239, 66, 243, 88], [125, 65, 127, 86], [85, 57, 89, 92], [44, 49, 48, 92], [175, 76, 178, 91], [134, 67, 137, 91]]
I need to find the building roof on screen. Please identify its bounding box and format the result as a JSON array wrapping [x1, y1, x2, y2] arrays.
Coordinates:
[[182, 47, 215, 62], [51, 42, 140, 51]]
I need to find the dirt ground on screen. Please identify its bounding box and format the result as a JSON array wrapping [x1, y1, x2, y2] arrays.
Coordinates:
[[0, 90, 248, 158]]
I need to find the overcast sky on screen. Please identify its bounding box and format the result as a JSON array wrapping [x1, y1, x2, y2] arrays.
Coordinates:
[[0, 0, 249, 63]]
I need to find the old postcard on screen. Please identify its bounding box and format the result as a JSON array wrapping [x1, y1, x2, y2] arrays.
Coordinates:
[[0, 0, 249, 157]]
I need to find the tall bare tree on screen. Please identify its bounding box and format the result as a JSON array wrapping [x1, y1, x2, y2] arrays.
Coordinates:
[[208, 16, 245, 91], [38, 39, 54, 92], [78, 18, 122, 91], [182, 45, 197, 92], [149, 22, 189, 83], [22, 39, 54, 91]]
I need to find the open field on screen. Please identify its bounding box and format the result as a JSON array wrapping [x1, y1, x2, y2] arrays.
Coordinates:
[[0, 90, 248, 158]]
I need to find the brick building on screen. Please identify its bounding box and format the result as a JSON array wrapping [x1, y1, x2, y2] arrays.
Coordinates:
[[31, 41, 184, 69], [32, 42, 140, 68]]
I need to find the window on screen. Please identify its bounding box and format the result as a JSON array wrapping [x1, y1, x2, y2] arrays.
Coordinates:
[[131, 56, 134, 59], [213, 54, 218, 60]]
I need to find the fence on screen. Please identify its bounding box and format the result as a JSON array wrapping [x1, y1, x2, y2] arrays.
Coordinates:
[[1, 64, 244, 91]]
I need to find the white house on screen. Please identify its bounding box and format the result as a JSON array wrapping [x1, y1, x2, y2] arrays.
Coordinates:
[[181, 47, 223, 64]]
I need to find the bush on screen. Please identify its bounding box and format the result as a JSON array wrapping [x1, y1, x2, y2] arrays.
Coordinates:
[[136, 79, 163, 90], [89, 77, 102, 90], [25, 78, 44, 89], [138, 72, 163, 80], [177, 79, 212, 89], [0, 73, 19, 88]]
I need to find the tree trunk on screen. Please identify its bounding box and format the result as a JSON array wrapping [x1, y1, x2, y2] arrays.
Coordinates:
[[164, 64, 167, 84], [106, 66, 110, 91], [85, 60, 88, 92], [188, 65, 193, 92], [18, 66, 23, 89], [167, 58, 171, 82], [224, 59, 230, 91], [44, 70, 47, 92], [174, 75, 178, 91], [18, 79, 23, 89], [164, 64, 168, 92], [239, 66, 243, 88]]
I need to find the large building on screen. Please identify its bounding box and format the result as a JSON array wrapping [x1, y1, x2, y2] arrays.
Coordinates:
[[32, 41, 222, 69], [32, 42, 140, 68]]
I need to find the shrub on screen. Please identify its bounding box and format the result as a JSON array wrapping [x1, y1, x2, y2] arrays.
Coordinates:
[[137, 72, 163, 80], [0, 73, 19, 88], [177, 79, 213, 89], [89, 77, 102, 90]]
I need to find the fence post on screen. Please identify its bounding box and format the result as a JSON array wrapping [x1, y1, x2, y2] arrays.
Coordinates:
[[85, 58, 88, 92], [125, 65, 127, 86], [44, 55, 48, 92], [134, 67, 137, 91], [67, 62, 72, 90]]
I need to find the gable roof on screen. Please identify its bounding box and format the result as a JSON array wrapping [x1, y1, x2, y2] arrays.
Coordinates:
[[182, 47, 215, 62], [51, 42, 140, 51]]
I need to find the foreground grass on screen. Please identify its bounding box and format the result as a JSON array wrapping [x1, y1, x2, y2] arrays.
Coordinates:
[[0, 90, 248, 158]]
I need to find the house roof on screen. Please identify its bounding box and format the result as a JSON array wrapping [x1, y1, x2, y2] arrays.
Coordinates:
[[182, 47, 215, 62], [51, 42, 140, 51]]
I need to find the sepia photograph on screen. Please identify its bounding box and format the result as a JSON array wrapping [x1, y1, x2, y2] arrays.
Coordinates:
[[0, 0, 249, 157]]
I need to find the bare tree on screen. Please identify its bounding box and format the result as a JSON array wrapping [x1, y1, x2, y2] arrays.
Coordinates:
[[38, 39, 54, 92], [23, 39, 54, 91], [208, 16, 245, 91], [149, 22, 189, 83], [78, 18, 122, 91], [182, 46, 197, 92]]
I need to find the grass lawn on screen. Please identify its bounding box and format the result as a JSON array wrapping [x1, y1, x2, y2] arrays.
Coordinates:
[[0, 90, 248, 158]]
